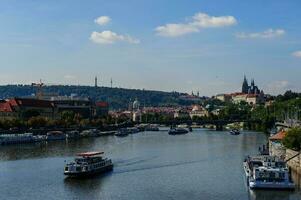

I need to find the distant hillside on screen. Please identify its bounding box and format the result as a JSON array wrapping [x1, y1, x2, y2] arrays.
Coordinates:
[[0, 85, 195, 110]]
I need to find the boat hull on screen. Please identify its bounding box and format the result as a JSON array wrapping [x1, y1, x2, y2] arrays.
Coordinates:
[[249, 181, 295, 190], [64, 164, 113, 178]]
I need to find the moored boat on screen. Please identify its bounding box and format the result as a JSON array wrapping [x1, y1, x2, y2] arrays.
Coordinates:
[[230, 129, 240, 135], [145, 124, 160, 131], [168, 128, 189, 135], [0, 133, 36, 145], [46, 131, 66, 141], [243, 155, 295, 190], [64, 151, 113, 178], [115, 128, 129, 137], [66, 130, 80, 139]]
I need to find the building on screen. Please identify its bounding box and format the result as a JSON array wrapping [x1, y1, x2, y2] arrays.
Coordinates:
[[174, 108, 190, 119], [95, 102, 109, 117], [269, 130, 287, 160], [231, 93, 248, 104], [0, 95, 109, 121], [215, 94, 232, 102], [0, 98, 57, 120], [189, 105, 209, 119], [231, 92, 265, 105]]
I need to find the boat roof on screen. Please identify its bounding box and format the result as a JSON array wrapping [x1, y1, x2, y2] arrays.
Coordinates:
[[77, 151, 104, 157]]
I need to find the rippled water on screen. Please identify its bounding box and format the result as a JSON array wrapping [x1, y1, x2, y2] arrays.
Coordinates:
[[0, 129, 300, 200]]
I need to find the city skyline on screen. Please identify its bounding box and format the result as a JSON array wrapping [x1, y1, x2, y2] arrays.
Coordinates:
[[0, 0, 300, 96]]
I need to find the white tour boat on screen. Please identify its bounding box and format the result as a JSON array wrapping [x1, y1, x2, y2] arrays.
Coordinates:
[[243, 155, 295, 190], [64, 151, 113, 178]]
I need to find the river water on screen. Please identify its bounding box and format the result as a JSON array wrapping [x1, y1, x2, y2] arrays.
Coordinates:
[[0, 129, 300, 200]]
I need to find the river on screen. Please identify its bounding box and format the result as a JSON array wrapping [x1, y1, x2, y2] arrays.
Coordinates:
[[0, 129, 300, 200]]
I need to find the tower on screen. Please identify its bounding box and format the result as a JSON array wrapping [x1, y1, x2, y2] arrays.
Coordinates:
[[95, 76, 98, 87], [110, 78, 113, 88], [242, 75, 249, 94]]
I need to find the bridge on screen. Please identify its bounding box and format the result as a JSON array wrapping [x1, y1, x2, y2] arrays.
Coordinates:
[[144, 119, 261, 131]]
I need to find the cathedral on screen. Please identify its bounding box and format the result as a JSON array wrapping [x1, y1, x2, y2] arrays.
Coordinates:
[[242, 76, 263, 95]]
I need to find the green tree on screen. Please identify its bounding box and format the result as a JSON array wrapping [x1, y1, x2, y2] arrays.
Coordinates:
[[283, 128, 301, 151]]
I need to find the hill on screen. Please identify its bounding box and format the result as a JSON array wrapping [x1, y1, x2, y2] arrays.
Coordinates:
[[0, 85, 196, 110]]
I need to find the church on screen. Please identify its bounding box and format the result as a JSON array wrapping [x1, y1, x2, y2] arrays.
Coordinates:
[[242, 75, 264, 95]]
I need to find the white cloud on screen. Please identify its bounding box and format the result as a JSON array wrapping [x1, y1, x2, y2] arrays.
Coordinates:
[[191, 13, 237, 28], [90, 30, 140, 44], [155, 12, 237, 37], [155, 23, 199, 37], [94, 16, 111, 26], [292, 51, 301, 58], [236, 29, 285, 39]]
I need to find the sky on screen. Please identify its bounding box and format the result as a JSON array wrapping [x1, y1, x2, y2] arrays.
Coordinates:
[[0, 0, 300, 96]]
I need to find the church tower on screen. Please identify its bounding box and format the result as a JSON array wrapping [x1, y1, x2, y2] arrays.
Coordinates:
[[242, 75, 249, 94]]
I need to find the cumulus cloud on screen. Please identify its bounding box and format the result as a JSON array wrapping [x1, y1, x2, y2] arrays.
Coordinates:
[[90, 30, 140, 44], [191, 13, 237, 28], [94, 16, 111, 26], [236, 29, 285, 39], [155, 12, 237, 37], [292, 51, 301, 58], [155, 24, 199, 37]]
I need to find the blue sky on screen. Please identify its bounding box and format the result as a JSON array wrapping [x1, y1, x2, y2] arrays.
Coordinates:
[[0, 0, 300, 96]]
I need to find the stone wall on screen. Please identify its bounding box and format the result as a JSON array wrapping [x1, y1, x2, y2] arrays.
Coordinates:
[[286, 149, 301, 174]]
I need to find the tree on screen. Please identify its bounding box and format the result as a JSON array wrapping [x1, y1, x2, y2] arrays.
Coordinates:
[[22, 109, 40, 119], [283, 128, 301, 151], [27, 116, 48, 128]]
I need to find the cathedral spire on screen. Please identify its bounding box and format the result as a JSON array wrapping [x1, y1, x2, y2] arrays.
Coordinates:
[[242, 75, 249, 94]]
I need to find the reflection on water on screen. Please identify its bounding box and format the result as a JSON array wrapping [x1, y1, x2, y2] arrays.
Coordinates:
[[0, 129, 300, 200]]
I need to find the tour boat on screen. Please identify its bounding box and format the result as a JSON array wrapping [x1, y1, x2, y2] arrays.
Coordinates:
[[243, 155, 295, 190], [64, 151, 113, 178], [168, 128, 189, 135]]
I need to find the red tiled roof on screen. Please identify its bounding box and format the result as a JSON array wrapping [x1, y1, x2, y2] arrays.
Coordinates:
[[8, 98, 54, 108], [96, 101, 109, 107], [0, 101, 13, 112], [269, 130, 286, 141]]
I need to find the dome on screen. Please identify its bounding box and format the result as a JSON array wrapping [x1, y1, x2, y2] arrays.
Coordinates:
[[133, 98, 140, 110]]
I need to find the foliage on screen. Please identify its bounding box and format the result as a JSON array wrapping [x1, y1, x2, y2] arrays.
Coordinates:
[[27, 116, 47, 128], [283, 127, 301, 151]]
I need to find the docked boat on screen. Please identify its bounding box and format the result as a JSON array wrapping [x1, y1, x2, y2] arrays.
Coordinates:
[[145, 124, 160, 131], [0, 133, 36, 145], [115, 128, 129, 137], [128, 127, 140, 134], [177, 124, 189, 128], [64, 151, 113, 178], [66, 130, 80, 139], [168, 128, 189, 135], [230, 129, 240, 135], [46, 131, 66, 141], [243, 155, 295, 190]]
